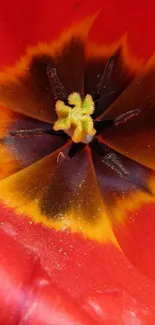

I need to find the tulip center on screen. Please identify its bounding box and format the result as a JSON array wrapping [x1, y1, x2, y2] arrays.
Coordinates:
[[53, 92, 96, 144]]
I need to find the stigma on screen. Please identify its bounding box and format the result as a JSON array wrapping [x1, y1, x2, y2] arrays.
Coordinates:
[[53, 92, 96, 144]]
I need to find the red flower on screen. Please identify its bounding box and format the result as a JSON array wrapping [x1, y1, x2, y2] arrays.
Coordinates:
[[0, 0, 155, 324]]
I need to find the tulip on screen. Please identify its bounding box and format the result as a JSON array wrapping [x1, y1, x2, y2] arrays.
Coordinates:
[[0, 1, 155, 324]]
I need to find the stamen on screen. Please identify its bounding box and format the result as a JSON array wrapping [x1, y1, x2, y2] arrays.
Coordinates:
[[114, 109, 141, 126], [91, 139, 151, 194], [94, 109, 141, 134], [92, 54, 116, 119], [47, 64, 67, 101], [103, 152, 131, 180], [9, 127, 67, 138], [96, 55, 115, 95], [94, 91, 116, 104], [53, 92, 96, 144]]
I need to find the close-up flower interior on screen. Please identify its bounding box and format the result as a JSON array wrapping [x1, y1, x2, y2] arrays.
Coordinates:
[[1, 0, 155, 324]]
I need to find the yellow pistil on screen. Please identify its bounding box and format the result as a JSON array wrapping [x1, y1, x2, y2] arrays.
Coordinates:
[[53, 92, 96, 143]]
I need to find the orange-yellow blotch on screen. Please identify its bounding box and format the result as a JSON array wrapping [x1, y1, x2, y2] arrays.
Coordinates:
[[53, 92, 96, 143]]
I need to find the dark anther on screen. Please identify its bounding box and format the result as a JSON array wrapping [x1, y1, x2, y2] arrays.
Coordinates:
[[103, 151, 131, 180], [96, 55, 115, 96], [114, 108, 141, 126], [91, 139, 152, 194], [94, 108, 141, 134], [103, 151, 152, 194], [9, 127, 68, 138], [47, 64, 68, 102], [94, 90, 116, 105], [92, 54, 116, 119], [68, 142, 86, 158], [91, 138, 130, 176], [91, 139, 130, 181]]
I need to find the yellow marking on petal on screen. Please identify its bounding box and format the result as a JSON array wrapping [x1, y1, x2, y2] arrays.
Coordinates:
[[0, 14, 99, 79], [86, 34, 145, 73], [54, 92, 96, 143], [0, 143, 20, 180], [0, 106, 14, 137], [0, 161, 119, 248], [0, 197, 120, 248], [107, 173, 155, 226], [0, 11, 144, 97]]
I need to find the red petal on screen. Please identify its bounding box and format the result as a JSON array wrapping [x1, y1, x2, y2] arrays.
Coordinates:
[[0, 144, 118, 244], [0, 228, 99, 325], [82, 290, 155, 325], [0, 208, 155, 324], [0, 13, 98, 123], [114, 201, 155, 281], [0, 0, 101, 67], [92, 145, 155, 280], [86, 0, 155, 69]]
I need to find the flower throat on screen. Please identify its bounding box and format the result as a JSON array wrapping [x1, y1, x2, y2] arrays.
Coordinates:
[[9, 57, 140, 158]]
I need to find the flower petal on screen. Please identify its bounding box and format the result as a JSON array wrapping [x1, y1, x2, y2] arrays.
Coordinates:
[[86, 1, 155, 68], [100, 55, 155, 170], [0, 15, 97, 124], [0, 0, 102, 66], [85, 1, 155, 118], [0, 106, 66, 179], [0, 57, 57, 123], [85, 2, 142, 118], [85, 50, 135, 118], [92, 144, 155, 279], [0, 227, 101, 325], [1, 205, 155, 315], [0, 144, 118, 245], [83, 290, 155, 325]]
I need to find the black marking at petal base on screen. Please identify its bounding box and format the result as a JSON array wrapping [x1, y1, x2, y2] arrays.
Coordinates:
[[94, 120, 114, 134], [0, 54, 59, 123], [39, 147, 96, 219], [22, 54, 58, 122], [68, 142, 86, 158], [28, 54, 56, 98], [53, 37, 85, 96], [40, 172, 73, 218], [90, 138, 108, 156]]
